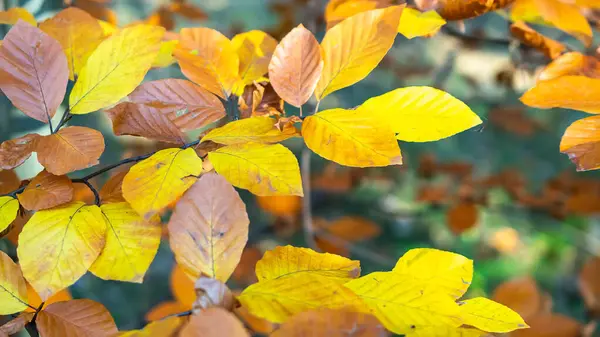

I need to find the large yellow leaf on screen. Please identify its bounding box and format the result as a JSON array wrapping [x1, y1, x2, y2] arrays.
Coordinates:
[[17, 202, 107, 300], [344, 271, 462, 335], [538, 52, 600, 82], [398, 8, 446, 39], [69, 24, 165, 114], [174, 27, 239, 99], [168, 173, 249, 282], [315, 6, 403, 100], [39, 7, 105, 80], [256, 245, 360, 281], [0, 250, 28, 315], [231, 30, 278, 87], [360, 86, 482, 142], [458, 297, 528, 333], [208, 143, 303, 196], [201, 117, 298, 145], [302, 108, 402, 167], [89, 202, 161, 283], [122, 148, 203, 219], [559, 115, 600, 171], [238, 273, 365, 323], [0, 196, 18, 233], [392, 248, 473, 299], [520, 76, 600, 113]]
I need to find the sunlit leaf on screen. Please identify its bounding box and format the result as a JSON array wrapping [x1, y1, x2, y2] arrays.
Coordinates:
[[404, 326, 488, 337], [232, 30, 278, 87], [559, 115, 600, 171], [509, 21, 565, 59], [458, 297, 529, 333], [36, 300, 118, 337], [201, 117, 299, 145], [398, 8, 446, 39], [25, 283, 72, 313], [520, 76, 600, 113], [0, 8, 36, 26], [0, 250, 28, 315], [17, 170, 73, 211], [152, 40, 178, 68]]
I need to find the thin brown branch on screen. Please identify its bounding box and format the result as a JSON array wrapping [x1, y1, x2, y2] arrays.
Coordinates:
[[301, 148, 319, 251]]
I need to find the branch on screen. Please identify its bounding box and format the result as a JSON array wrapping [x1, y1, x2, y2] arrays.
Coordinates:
[[72, 179, 100, 205], [53, 108, 71, 134], [301, 148, 319, 251], [442, 26, 512, 46]]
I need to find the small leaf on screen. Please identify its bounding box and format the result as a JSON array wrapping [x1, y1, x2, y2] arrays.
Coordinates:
[[120, 317, 184, 337], [99, 171, 127, 203], [559, 115, 600, 171], [538, 52, 600, 82], [89, 202, 161, 283], [510, 21, 565, 60], [302, 108, 402, 167], [0, 250, 28, 315], [17, 202, 107, 300], [361, 86, 482, 142], [0, 196, 19, 233], [168, 173, 249, 282], [193, 276, 235, 310], [69, 24, 165, 114], [36, 299, 118, 337], [0, 312, 34, 336], [179, 308, 250, 337], [0, 134, 38, 170], [437, 0, 515, 20], [232, 30, 278, 87], [39, 7, 105, 80], [174, 28, 239, 98], [0, 8, 36, 26], [398, 8, 446, 39], [105, 102, 187, 144], [129, 79, 225, 132], [201, 117, 298, 145], [122, 148, 203, 219], [492, 277, 542, 319], [458, 297, 528, 333], [209, 143, 303, 196], [17, 170, 74, 211], [520, 76, 600, 113], [271, 309, 385, 337], [269, 24, 323, 107], [0, 21, 68, 124], [170, 264, 196, 308], [315, 6, 404, 100], [36, 126, 105, 176]]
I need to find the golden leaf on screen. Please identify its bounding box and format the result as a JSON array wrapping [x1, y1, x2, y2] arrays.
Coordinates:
[[559, 115, 600, 171], [458, 297, 529, 333], [201, 117, 299, 145], [398, 8, 446, 39], [232, 30, 278, 87], [0, 196, 19, 233], [520, 76, 600, 114], [0, 250, 28, 315]]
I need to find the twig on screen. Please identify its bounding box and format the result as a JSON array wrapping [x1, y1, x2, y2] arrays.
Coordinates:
[[301, 148, 319, 251], [315, 231, 396, 268], [442, 26, 512, 46], [72, 179, 100, 205], [54, 108, 71, 134], [160, 310, 193, 320]]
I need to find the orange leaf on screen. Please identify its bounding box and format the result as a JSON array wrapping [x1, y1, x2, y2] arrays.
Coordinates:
[[437, 0, 515, 20], [17, 170, 73, 211], [446, 202, 478, 234], [0, 8, 36, 26], [492, 277, 541, 319], [560, 115, 600, 171], [234, 305, 274, 334], [25, 282, 72, 313], [510, 313, 581, 337], [145, 301, 190, 322], [170, 2, 208, 20], [99, 171, 127, 204], [128, 79, 225, 132], [231, 247, 262, 284], [105, 102, 186, 144], [36, 299, 117, 336], [520, 76, 600, 114], [538, 52, 600, 82], [170, 264, 196, 308], [179, 307, 250, 337], [580, 256, 600, 314], [256, 195, 302, 217], [0, 21, 68, 124], [510, 21, 565, 59], [271, 309, 385, 337], [325, 216, 381, 241], [35, 126, 105, 175], [269, 24, 323, 107], [0, 134, 39, 170]]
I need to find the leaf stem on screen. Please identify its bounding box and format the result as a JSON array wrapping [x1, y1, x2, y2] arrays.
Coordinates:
[[72, 179, 100, 205], [301, 148, 319, 251], [54, 108, 72, 134]]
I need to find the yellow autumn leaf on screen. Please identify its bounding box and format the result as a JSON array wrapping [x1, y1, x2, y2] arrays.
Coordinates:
[[17, 202, 107, 300], [360, 86, 482, 142], [256, 246, 361, 281], [152, 40, 178, 68], [98, 19, 118, 36], [302, 108, 402, 167], [239, 273, 365, 323], [325, 0, 382, 29], [69, 24, 165, 114], [0, 250, 28, 315], [89, 202, 161, 283], [231, 30, 278, 87], [398, 8, 446, 39], [208, 142, 303, 196], [344, 271, 462, 335], [315, 6, 404, 100], [393, 248, 473, 299], [122, 148, 203, 219], [0, 196, 19, 232], [520, 76, 600, 113], [201, 117, 299, 145], [405, 326, 489, 337], [0, 7, 36, 26], [458, 297, 529, 333]]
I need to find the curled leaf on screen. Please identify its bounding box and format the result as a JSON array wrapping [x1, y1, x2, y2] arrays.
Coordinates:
[[510, 21, 565, 59]]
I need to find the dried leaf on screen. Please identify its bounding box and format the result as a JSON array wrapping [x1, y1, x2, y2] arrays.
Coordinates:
[[0, 250, 28, 315], [17, 170, 73, 211], [271, 309, 385, 337], [179, 308, 250, 337], [437, 0, 515, 20], [99, 171, 127, 203], [0, 8, 36, 26], [510, 313, 581, 337], [560, 115, 600, 171], [0, 134, 38, 170], [36, 299, 118, 337], [510, 21, 566, 59], [0, 313, 33, 336], [492, 277, 541, 319]]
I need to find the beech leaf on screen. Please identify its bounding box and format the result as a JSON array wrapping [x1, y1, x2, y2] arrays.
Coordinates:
[[0, 250, 28, 315], [0, 196, 19, 233], [201, 117, 299, 145], [17, 170, 74, 211], [231, 30, 278, 88], [179, 308, 250, 337], [0, 134, 39, 170], [36, 299, 118, 337], [559, 115, 600, 171]]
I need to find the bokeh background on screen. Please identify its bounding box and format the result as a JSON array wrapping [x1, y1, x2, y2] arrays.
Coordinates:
[[2, 0, 600, 335]]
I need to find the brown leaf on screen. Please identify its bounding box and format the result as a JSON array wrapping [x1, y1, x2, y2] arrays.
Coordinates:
[[580, 256, 600, 315], [0, 21, 68, 124], [0, 312, 33, 336], [146, 6, 175, 31], [437, 0, 515, 20], [193, 276, 235, 311], [492, 277, 542, 319], [0, 170, 20, 194], [17, 170, 73, 211], [179, 307, 250, 337], [35, 126, 105, 175], [489, 106, 542, 137], [565, 191, 600, 214], [446, 201, 478, 234], [169, 2, 208, 21], [312, 163, 355, 193], [0, 134, 39, 170], [538, 52, 600, 82], [145, 301, 190, 322], [269, 24, 323, 107], [511, 313, 581, 337], [510, 21, 566, 60], [105, 102, 187, 144], [231, 247, 262, 284], [271, 309, 386, 337], [256, 195, 302, 217], [560, 115, 600, 171], [168, 172, 249, 281], [239, 82, 284, 118], [325, 216, 381, 242], [99, 171, 127, 204], [129, 79, 225, 131], [417, 184, 449, 204], [36, 299, 118, 337]]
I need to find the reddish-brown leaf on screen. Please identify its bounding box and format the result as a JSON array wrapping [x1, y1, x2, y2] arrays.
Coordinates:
[[580, 256, 600, 314], [36, 299, 118, 337], [271, 309, 386, 337], [560, 115, 600, 171], [193, 276, 235, 311], [179, 308, 250, 337], [0, 21, 68, 124], [99, 171, 127, 204], [437, 0, 515, 20], [256, 195, 302, 217], [17, 170, 73, 211], [324, 216, 382, 242], [231, 247, 262, 284], [105, 102, 186, 144], [128, 79, 225, 131], [0, 312, 33, 336], [269, 24, 323, 107], [0, 170, 20, 195], [489, 106, 542, 137], [0, 134, 39, 170], [446, 201, 478, 234], [511, 313, 581, 337], [169, 2, 208, 20], [492, 277, 542, 319], [510, 21, 565, 60], [35, 126, 105, 175], [238, 82, 284, 118], [538, 52, 600, 82]]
